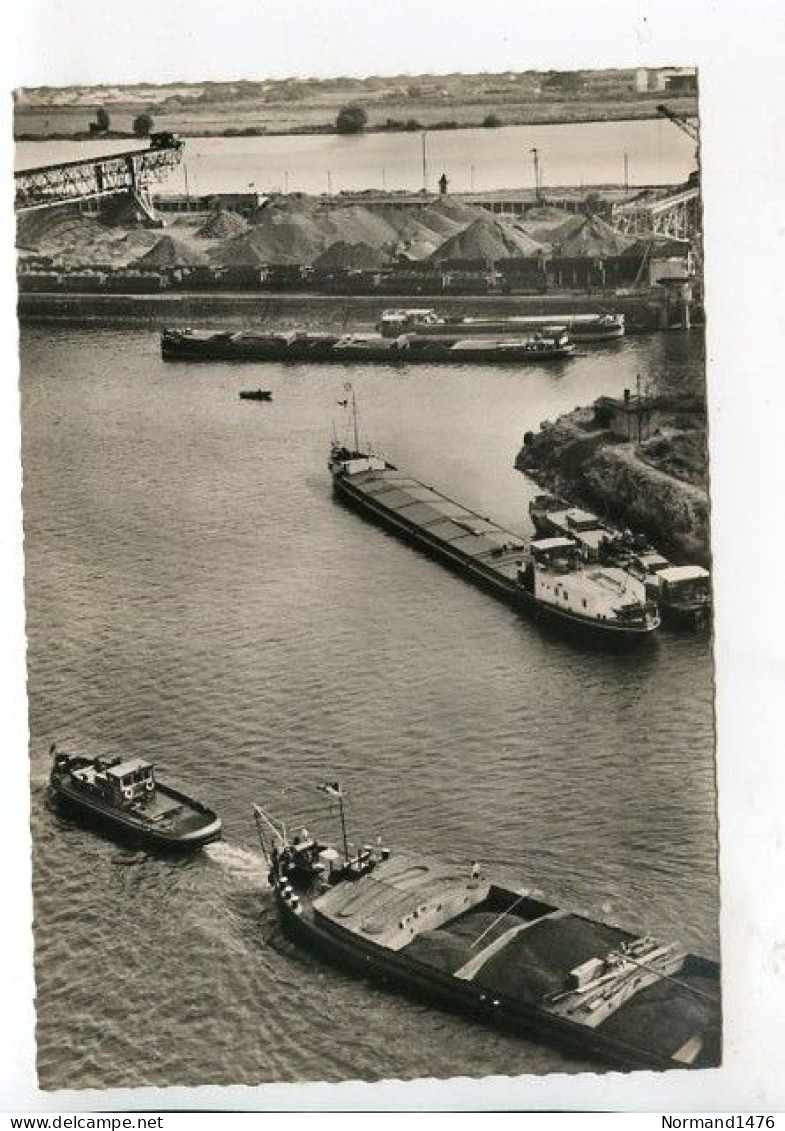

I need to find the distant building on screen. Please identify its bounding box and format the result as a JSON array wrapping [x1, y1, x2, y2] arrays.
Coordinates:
[[651, 67, 698, 93], [580, 70, 638, 95], [438, 173, 449, 196], [665, 71, 698, 93], [593, 392, 661, 442]]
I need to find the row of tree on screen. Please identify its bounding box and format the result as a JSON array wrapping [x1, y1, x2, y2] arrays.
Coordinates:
[[89, 109, 155, 136], [88, 103, 505, 138], [337, 105, 503, 133]]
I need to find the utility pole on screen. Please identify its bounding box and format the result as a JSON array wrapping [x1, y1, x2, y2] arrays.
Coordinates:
[[624, 152, 629, 192], [327, 170, 332, 195], [284, 170, 289, 194], [421, 131, 428, 194], [530, 147, 540, 202]]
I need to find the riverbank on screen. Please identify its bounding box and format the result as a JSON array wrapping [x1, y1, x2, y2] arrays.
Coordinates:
[[515, 393, 710, 564], [14, 94, 697, 142]]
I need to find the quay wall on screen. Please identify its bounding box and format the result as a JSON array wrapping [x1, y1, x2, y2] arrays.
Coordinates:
[[18, 288, 675, 330]]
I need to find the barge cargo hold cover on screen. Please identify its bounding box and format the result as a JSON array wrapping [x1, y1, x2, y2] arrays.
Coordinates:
[[329, 449, 525, 605]]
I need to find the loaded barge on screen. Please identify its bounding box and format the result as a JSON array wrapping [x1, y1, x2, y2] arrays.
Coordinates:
[[329, 401, 658, 639], [161, 327, 574, 363], [254, 789, 720, 1072]]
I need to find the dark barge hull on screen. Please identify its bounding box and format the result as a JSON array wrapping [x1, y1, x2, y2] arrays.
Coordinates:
[[333, 471, 656, 642], [276, 896, 718, 1072], [410, 322, 624, 343], [515, 584, 658, 641], [161, 333, 573, 364], [660, 603, 712, 629], [48, 779, 222, 850]]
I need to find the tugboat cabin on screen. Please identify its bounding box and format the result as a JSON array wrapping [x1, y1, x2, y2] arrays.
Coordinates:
[[99, 757, 156, 805]]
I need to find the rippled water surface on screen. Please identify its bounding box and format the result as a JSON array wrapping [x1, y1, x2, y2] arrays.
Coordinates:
[[20, 320, 717, 1089]]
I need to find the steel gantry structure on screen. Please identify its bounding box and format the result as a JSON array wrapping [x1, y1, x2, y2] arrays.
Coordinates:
[[612, 103, 701, 242], [611, 183, 701, 240], [15, 134, 184, 219]]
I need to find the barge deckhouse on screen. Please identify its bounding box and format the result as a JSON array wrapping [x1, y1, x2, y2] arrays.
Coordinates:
[[529, 495, 711, 627]]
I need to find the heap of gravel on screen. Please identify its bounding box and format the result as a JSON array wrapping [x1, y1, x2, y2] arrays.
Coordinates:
[[551, 215, 633, 257], [136, 235, 209, 268], [16, 209, 161, 267], [598, 967, 720, 1061], [430, 213, 544, 262], [320, 204, 399, 249], [229, 198, 334, 264], [196, 209, 249, 240], [313, 240, 390, 269], [208, 232, 270, 267], [474, 915, 625, 1004]]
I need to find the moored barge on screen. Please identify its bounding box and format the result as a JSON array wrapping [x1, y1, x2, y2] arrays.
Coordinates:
[[379, 307, 625, 342], [254, 789, 720, 1072], [329, 429, 658, 639], [161, 327, 574, 363], [48, 744, 222, 849]]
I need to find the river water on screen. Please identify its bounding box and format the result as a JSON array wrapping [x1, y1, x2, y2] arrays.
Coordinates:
[[15, 117, 695, 195], [21, 318, 717, 1089]]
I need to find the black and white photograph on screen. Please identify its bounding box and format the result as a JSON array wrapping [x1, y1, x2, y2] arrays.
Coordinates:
[[3, 0, 784, 1115]]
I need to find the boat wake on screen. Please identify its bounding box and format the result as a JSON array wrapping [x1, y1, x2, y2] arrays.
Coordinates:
[[204, 840, 268, 884]]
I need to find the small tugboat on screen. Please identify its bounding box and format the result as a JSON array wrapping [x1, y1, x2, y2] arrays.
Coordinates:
[[48, 744, 222, 849], [378, 308, 625, 342], [254, 785, 720, 1072], [239, 389, 272, 401]]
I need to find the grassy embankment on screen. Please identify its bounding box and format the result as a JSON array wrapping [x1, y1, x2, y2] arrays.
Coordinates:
[[14, 93, 698, 141], [516, 393, 711, 564]]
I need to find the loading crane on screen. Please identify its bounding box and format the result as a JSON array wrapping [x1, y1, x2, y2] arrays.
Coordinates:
[[14, 132, 184, 221], [612, 99, 703, 284], [656, 104, 699, 145]]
